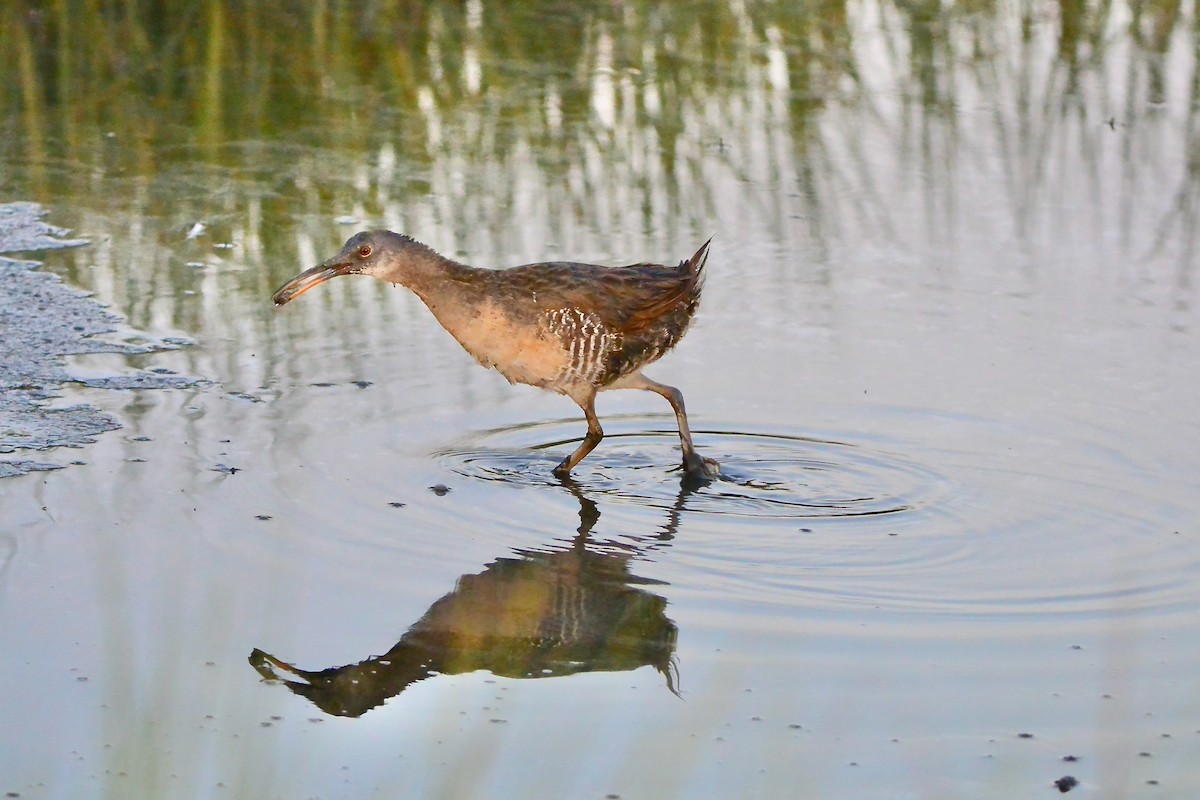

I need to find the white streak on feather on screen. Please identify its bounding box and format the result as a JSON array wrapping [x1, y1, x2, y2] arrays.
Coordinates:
[[545, 307, 621, 386]]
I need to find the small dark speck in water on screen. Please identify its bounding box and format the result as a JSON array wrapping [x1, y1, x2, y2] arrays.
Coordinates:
[[212, 464, 240, 475], [389, 502, 406, 508], [353, 380, 372, 389], [259, 721, 273, 727], [205, 661, 215, 666], [430, 484, 451, 496], [1071, 644, 1083, 650], [1147, 780, 1159, 785], [311, 382, 336, 388], [787, 723, 802, 730], [798, 527, 813, 533], [75, 676, 88, 682], [489, 718, 507, 724], [308, 718, 323, 723], [8, 792, 22, 797], [129, 458, 146, 463], [1062, 755, 1080, 762], [150, 367, 176, 375], [605, 795, 621, 800], [270, 715, 282, 721], [1055, 775, 1078, 793], [130, 435, 152, 442], [254, 515, 272, 521], [1018, 732, 1035, 739], [1161, 733, 1171, 738], [1139, 751, 1152, 757]]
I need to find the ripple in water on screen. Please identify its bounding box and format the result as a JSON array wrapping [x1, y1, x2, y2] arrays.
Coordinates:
[[434, 414, 1200, 624], [435, 416, 952, 521]]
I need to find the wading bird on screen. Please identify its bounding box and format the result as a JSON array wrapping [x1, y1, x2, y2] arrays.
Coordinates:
[[273, 232, 717, 478]]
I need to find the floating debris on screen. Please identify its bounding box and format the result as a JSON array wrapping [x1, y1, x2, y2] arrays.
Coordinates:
[[1055, 775, 1078, 793]]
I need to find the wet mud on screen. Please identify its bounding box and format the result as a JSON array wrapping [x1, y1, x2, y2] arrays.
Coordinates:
[[0, 202, 199, 478]]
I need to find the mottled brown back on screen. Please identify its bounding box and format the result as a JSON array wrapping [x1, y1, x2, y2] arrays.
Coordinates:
[[487, 240, 709, 389]]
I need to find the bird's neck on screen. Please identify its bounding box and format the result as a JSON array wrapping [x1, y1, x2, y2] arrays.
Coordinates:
[[393, 252, 496, 347], [394, 250, 479, 300]]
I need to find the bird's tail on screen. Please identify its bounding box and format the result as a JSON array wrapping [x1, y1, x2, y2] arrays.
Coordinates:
[[670, 237, 712, 337], [679, 237, 712, 303], [682, 237, 713, 279]]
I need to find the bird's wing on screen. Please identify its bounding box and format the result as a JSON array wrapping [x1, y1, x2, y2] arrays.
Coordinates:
[[498, 254, 705, 336]]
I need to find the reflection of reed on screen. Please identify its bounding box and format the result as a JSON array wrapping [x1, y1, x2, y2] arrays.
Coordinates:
[[0, 0, 1195, 366], [249, 477, 696, 717]]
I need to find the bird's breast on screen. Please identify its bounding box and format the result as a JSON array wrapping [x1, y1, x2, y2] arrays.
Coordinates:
[[434, 300, 600, 394]]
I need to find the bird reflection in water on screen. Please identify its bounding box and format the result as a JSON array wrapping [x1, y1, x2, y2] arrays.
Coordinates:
[[249, 478, 695, 718]]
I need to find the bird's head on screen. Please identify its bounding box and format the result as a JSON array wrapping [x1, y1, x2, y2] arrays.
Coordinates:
[[272, 230, 432, 306]]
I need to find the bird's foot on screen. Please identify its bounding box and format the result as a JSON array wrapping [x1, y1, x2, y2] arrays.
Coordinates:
[[552, 460, 573, 479], [683, 451, 720, 480]]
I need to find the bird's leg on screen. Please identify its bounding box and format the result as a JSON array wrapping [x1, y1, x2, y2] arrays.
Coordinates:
[[554, 393, 603, 477], [625, 374, 718, 477]]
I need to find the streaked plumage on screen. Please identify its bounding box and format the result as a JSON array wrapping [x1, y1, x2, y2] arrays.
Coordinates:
[[272, 231, 716, 477]]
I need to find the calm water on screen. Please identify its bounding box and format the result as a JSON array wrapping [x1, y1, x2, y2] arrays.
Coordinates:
[[2, 1, 1199, 798]]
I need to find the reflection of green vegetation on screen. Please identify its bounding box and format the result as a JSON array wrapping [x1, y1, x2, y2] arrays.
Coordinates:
[[0, 0, 1195, 332], [2, 0, 1192, 177], [15, 0, 1187, 154]]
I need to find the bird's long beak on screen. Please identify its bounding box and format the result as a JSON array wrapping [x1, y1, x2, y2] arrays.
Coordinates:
[[272, 258, 355, 306]]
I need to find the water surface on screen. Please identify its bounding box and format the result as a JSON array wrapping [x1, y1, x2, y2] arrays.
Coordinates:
[[1, 1, 1198, 798]]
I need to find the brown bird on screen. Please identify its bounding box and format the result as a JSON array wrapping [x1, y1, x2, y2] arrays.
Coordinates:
[[273, 231, 717, 478]]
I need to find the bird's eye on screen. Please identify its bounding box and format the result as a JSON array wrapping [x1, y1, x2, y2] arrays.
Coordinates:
[[358, 245, 373, 258]]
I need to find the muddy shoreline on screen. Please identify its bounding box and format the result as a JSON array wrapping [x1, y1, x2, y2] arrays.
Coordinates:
[[0, 202, 198, 477]]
